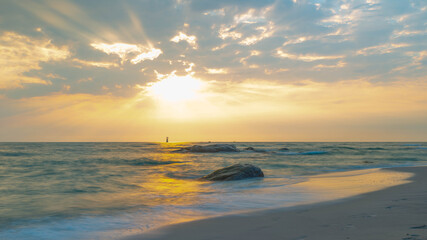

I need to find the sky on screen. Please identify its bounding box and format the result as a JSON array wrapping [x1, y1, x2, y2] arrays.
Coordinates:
[[0, 0, 426, 142]]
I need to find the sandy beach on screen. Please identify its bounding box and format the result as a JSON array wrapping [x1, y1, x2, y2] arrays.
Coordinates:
[[125, 166, 427, 240]]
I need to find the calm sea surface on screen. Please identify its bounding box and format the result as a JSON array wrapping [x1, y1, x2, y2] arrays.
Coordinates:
[[0, 142, 426, 239]]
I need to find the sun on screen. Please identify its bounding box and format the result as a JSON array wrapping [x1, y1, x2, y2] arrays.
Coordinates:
[[146, 72, 206, 102]]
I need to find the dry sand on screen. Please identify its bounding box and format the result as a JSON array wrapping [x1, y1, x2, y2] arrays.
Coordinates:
[[125, 167, 427, 240]]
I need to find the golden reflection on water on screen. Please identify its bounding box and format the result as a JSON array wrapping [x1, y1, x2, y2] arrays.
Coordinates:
[[75, 145, 214, 213], [296, 168, 413, 200], [135, 145, 213, 206], [140, 173, 209, 205]]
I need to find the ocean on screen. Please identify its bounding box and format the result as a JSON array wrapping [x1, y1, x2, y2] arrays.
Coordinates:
[[0, 142, 426, 240]]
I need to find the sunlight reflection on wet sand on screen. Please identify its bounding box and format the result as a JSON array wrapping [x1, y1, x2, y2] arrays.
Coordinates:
[[296, 168, 413, 200]]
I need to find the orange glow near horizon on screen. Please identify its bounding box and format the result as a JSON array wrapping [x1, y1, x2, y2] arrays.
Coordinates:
[[1, 78, 426, 142]]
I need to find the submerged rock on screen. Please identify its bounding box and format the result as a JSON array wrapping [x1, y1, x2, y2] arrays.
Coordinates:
[[278, 147, 289, 151], [243, 147, 267, 153], [200, 163, 264, 181], [175, 144, 239, 153]]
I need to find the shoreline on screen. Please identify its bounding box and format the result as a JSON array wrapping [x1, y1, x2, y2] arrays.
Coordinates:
[[124, 166, 427, 240]]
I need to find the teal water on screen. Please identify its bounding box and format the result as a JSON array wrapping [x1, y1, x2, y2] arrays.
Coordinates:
[[0, 142, 426, 239]]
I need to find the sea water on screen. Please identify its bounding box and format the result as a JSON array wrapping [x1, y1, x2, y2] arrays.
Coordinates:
[[0, 142, 426, 239]]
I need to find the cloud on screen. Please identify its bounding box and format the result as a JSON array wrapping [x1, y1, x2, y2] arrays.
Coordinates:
[[205, 68, 228, 74], [276, 49, 344, 62], [407, 50, 427, 66], [239, 21, 275, 46], [356, 43, 410, 56], [218, 26, 242, 40], [203, 8, 225, 16], [45, 73, 66, 80], [217, 6, 275, 45], [90, 42, 162, 64], [0, 32, 70, 89], [130, 48, 163, 64], [0, 0, 426, 141], [313, 61, 347, 70], [77, 77, 93, 83], [170, 32, 198, 49], [72, 58, 120, 69]]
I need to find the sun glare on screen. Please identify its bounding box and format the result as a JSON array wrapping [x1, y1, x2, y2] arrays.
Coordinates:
[[146, 72, 205, 102]]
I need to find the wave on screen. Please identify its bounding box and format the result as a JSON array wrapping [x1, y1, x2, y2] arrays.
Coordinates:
[[121, 158, 179, 166], [78, 157, 180, 166], [165, 172, 202, 180], [364, 147, 385, 150], [321, 146, 388, 151], [0, 151, 34, 157], [267, 163, 312, 169], [62, 187, 104, 194], [276, 151, 328, 155], [386, 157, 420, 162], [321, 146, 356, 150]]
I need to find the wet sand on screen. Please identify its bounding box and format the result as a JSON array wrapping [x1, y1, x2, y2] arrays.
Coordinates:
[[125, 166, 427, 240]]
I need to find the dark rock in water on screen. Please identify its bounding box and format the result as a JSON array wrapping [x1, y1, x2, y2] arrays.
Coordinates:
[[363, 160, 374, 164], [278, 147, 289, 151], [200, 163, 264, 181], [244, 147, 267, 152], [175, 144, 239, 153], [410, 225, 427, 229]]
